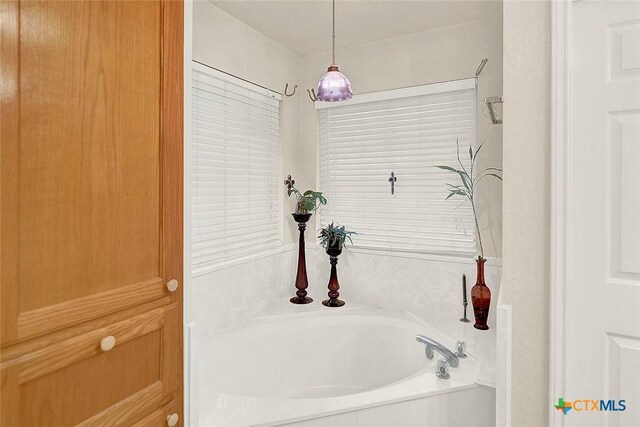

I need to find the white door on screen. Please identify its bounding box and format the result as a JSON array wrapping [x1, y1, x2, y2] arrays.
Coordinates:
[[561, 1, 640, 426]]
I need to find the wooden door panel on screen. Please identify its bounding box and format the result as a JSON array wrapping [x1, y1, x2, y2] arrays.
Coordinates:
[[0, 0, 183, 423], [0, 0, 181, 345], [130, 400, 178, 427], [17, 0, 161, 311], [1, 305, 179, 426], [17, 278, 168, 343]]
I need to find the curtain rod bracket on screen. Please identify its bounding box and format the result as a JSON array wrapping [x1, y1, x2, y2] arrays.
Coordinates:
[[307, 88, 318, 102], [475, 58, 488, 77], [284, 83, 298, 97]]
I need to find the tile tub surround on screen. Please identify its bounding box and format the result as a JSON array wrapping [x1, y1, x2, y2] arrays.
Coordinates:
[[305, 246, 501, 384], [190, 249, 297, 342], [191, 247, 501, 367], [305, 247, 501, 328], [189, 247, 500, 425]]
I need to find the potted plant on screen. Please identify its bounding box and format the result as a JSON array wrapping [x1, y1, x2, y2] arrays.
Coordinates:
[[284, 175, 328, 304], [437, 139, 502, 330], [284, 175, 327, 222], [318, 222, 356, 307], [318, 222, 356, 256]]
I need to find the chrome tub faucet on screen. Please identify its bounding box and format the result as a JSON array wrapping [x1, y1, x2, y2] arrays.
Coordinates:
[[416, 335, 460, 368]]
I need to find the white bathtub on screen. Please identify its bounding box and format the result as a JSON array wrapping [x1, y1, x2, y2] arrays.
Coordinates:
[[199, 307, 494, 426]]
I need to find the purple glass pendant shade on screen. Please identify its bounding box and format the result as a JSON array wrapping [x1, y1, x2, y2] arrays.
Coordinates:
[[316, 65, 353, 102], [316, 0, 353, 102]]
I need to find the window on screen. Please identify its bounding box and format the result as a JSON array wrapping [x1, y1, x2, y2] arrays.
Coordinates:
[[318, 79, 476, 256], [191, 62, 282, 275]]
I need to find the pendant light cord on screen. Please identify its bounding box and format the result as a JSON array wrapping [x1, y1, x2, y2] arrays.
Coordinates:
[[332, 0, 336, 65]]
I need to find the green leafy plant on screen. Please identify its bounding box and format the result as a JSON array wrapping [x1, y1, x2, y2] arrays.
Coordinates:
[[436, 139, 502, 259], [318, 222, 357, 250], [284, 175, 327, 214]]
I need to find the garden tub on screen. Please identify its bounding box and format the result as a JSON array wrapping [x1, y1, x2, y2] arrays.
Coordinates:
[[199, 307, 490, 426]]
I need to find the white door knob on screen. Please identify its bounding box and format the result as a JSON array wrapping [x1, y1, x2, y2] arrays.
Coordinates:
[[100, 336, 116, 352], [165, 279, 179, 292], [167, 413, 179, 426]]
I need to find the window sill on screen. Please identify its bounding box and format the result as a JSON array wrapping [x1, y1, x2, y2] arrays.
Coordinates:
[[310, 244, 501, 267], [192, 243, 296, 277], [349, 246, 476, 264]]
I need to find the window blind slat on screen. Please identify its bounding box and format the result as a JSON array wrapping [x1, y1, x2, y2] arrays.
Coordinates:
[[319, 81, 477, 255], [192, 62, 282, 275]]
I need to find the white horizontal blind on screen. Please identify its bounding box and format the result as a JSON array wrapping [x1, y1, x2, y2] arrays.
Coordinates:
[[191, 62, 282, 275], [318, 79, 476, 255]]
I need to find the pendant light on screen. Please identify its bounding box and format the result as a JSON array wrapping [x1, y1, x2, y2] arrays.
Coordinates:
[[316, 0, 352, 102]]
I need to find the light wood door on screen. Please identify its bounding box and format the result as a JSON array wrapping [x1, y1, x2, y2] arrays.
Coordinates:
[[1, 0, 183, 424], [1, 304, 180, 426]]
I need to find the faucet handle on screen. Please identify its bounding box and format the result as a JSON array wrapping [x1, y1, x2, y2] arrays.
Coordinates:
[[436, 358, 451, 379], [424, 344, 434, 360], [455, 340, 467, 358]]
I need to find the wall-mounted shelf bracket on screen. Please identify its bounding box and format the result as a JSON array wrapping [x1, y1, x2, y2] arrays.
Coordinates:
[[485, 96, 503, 124]]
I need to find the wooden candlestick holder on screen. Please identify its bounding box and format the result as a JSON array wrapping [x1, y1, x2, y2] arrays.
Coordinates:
[[322, 246, 345, 307], [290, 213, 313, 304]]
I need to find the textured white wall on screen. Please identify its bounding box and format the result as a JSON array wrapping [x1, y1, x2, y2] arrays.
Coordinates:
[[191, 0, 505, 356], [299, 14, 504, 258], [193, 0, 302, 244], [189, 3, 508, 419], [297, 13, 505, 387], [502, 1, 551, 425], [297, 17, 505, 381], [190, 4, 304, 422]]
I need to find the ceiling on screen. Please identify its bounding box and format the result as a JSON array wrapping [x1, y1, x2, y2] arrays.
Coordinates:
[[209, 0, 503, 57]]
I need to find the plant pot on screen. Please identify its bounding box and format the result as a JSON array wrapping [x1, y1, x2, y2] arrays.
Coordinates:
[[325, 242, 342, 258], [290, 212, 313, 304], [471, 257, 491, 330], [292, 212, 312, 223]]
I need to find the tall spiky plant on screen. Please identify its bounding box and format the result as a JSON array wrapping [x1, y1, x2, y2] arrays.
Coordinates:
[[436, 139, 502, 259], [318, 222, 357, 250]]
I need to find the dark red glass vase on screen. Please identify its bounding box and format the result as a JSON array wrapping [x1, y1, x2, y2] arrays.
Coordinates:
[[290, 213, 313, 304], [471, 257, 491, 330]]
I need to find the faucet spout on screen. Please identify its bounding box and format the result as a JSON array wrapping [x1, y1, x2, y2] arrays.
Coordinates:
[[416, 335, 459, 368]]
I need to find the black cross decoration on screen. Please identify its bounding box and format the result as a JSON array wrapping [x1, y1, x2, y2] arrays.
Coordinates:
[[388, 171, 397, 195]]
